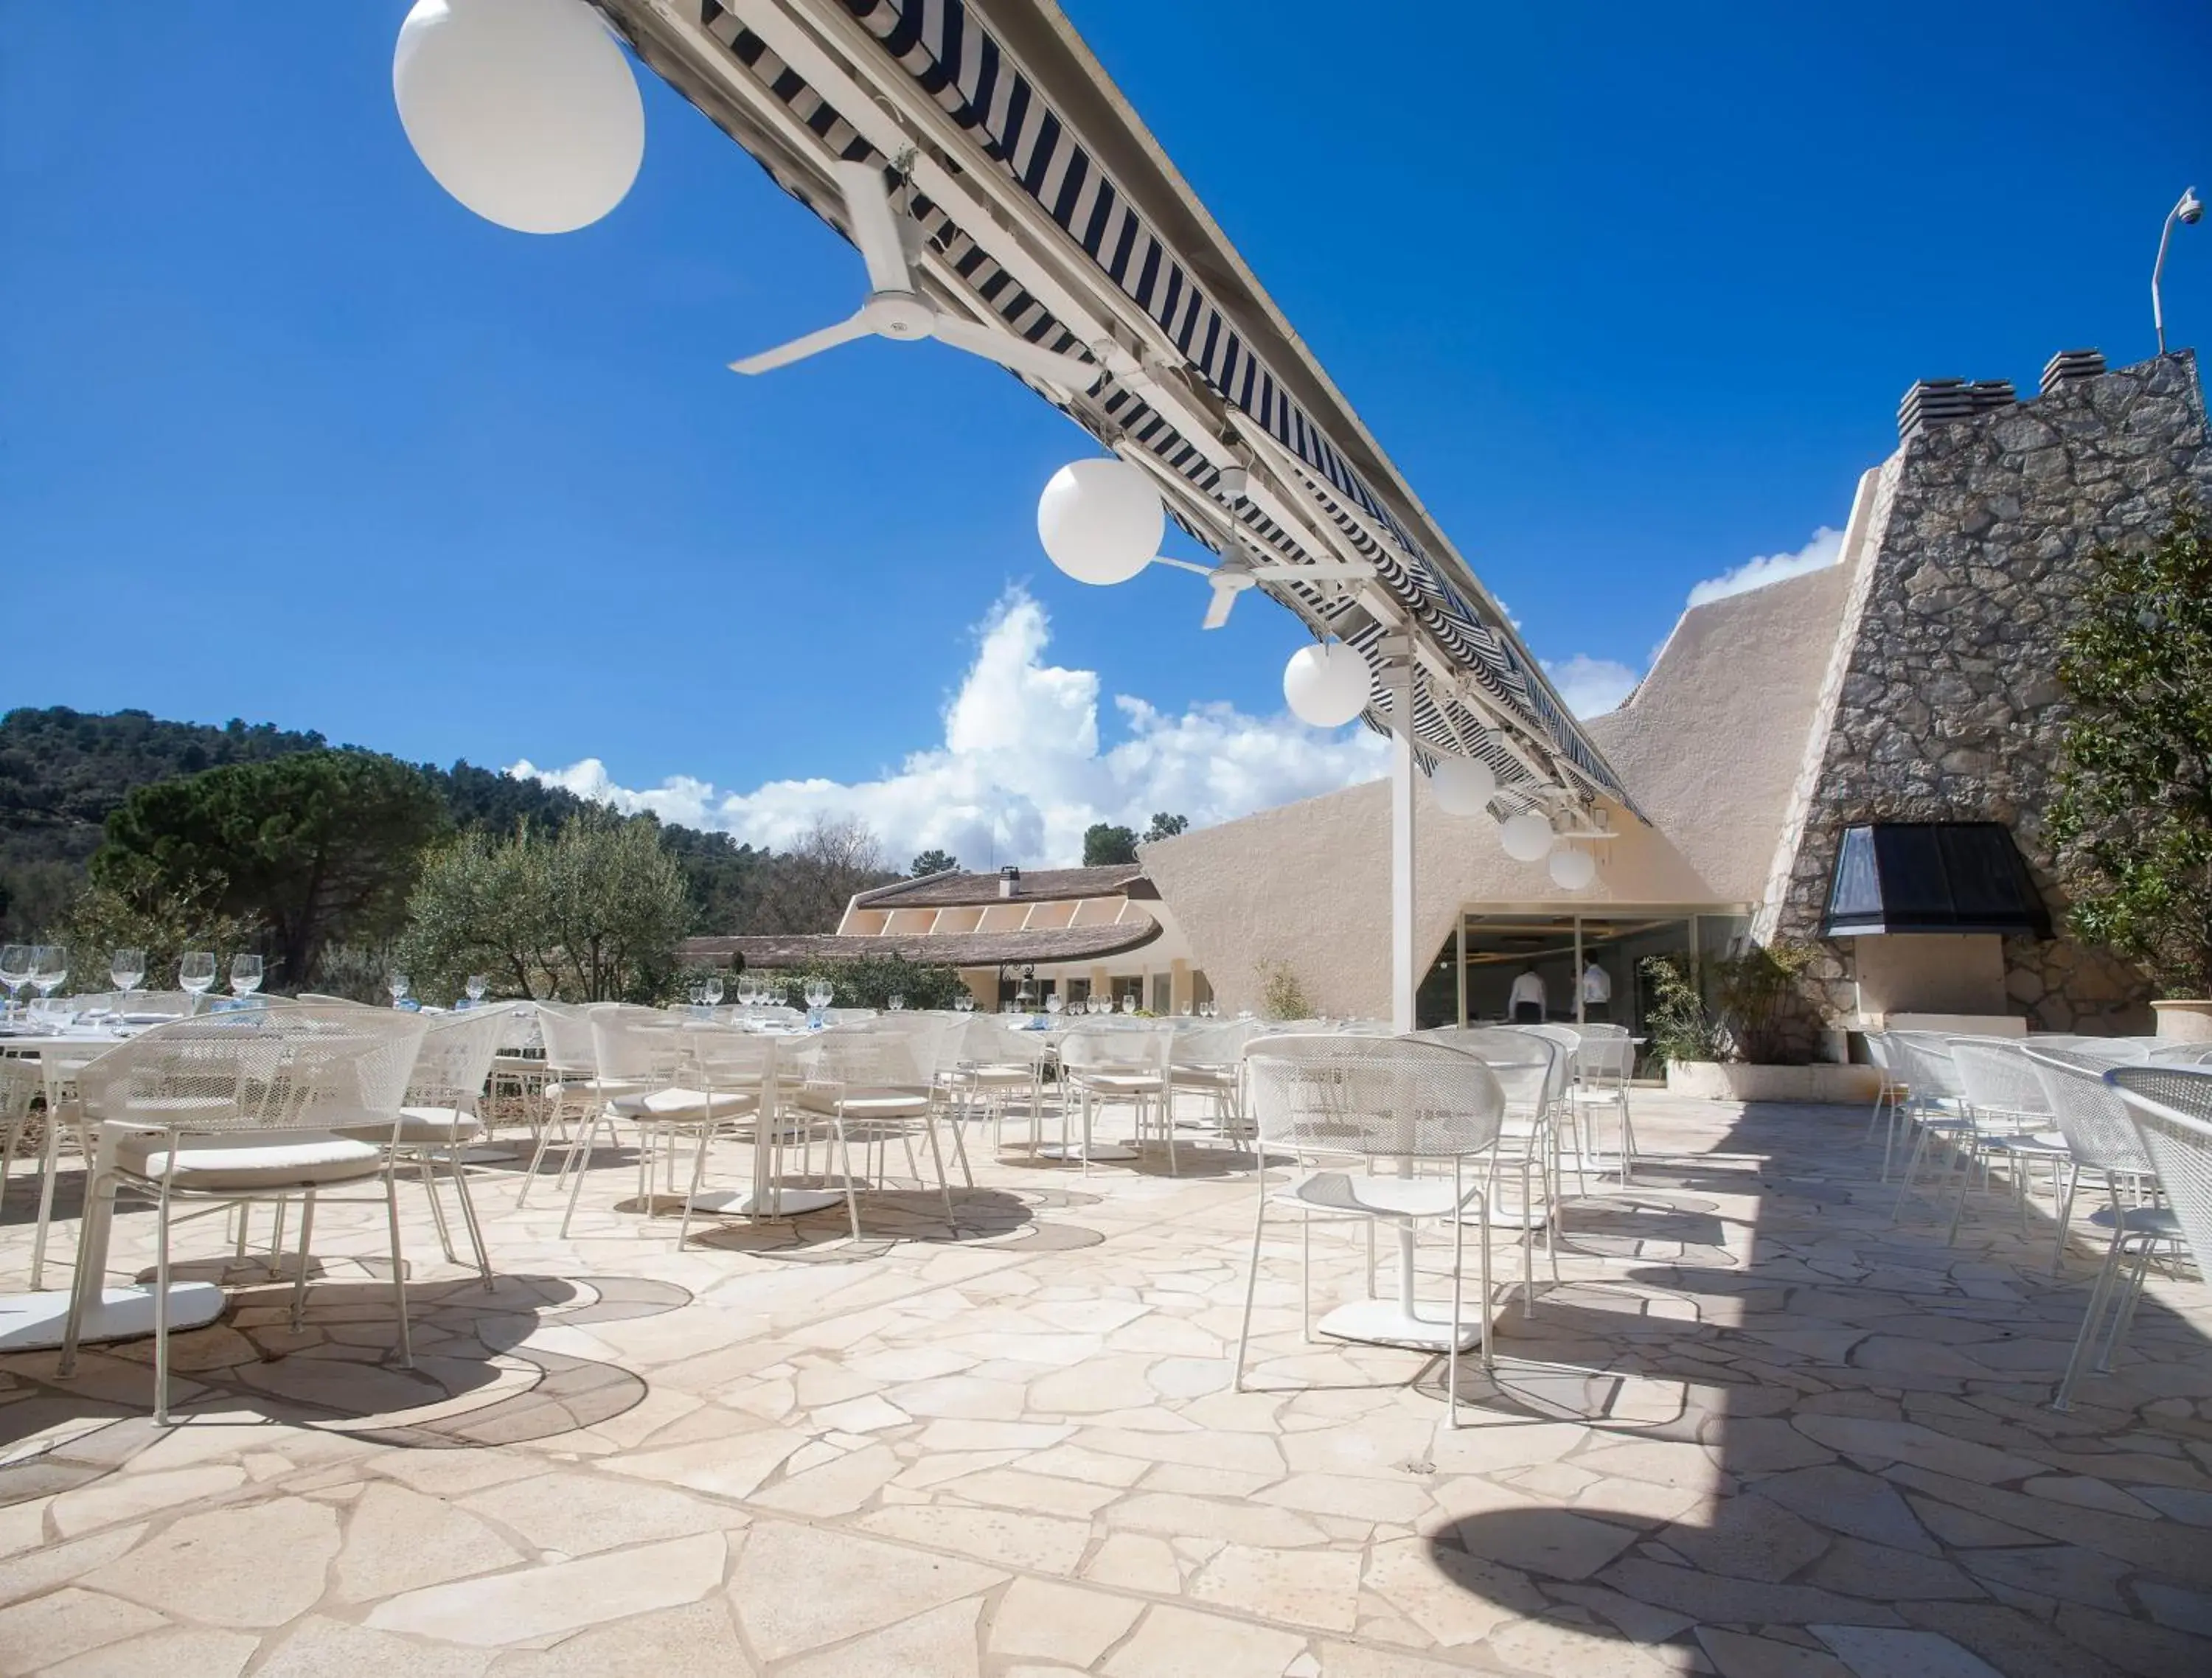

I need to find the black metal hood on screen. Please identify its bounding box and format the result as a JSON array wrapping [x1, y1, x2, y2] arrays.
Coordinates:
[[1822, 822, 2053, 939]]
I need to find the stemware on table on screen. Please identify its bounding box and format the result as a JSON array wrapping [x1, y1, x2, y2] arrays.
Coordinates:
[[178, 951, 216, 1002], [32, 946, 68, 1003], [386, 970, 411, 1008], [110, 947, 146, 1000], [0, 944, 31, 1021], [229, 953, 264, 999]]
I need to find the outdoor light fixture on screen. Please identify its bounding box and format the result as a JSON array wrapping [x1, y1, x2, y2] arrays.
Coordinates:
[[1282, 641, 1372, 728], [394, 0, 644, 234], [1036, 459, 1162, 586], [2154, 186, 2202, 355], [1547, 845, 1597, 891], [1499, 810, 1555, 863], [1427, 756, 1498, 818]]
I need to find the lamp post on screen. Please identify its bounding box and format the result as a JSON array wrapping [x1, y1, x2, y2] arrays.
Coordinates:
[[2154, 187, 2203, 356]]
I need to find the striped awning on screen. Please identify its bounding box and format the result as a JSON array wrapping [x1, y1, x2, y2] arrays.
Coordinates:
[[592, 0, 1635, 818]]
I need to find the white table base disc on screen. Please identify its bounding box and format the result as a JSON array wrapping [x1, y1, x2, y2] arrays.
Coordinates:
[[0, 1284, 226, 1353], [1033, 1143, 1139, 1163], [461, 1146, 520, 1164], [684, 1186, 846, 1218], [1317, 1297, 1484, 1353]]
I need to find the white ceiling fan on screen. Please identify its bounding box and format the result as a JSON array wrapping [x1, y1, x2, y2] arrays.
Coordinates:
[[1154, 469, 1372, 628], [730, 161, 1102, 391]]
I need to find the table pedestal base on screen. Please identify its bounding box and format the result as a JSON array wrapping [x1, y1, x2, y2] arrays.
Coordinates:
[[1317, 1297, 1483, 1353], [685, 1186, 846, 1219], [0, 1284, 226, 1353]]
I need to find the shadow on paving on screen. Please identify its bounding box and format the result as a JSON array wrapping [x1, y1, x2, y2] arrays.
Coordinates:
[[1422, 1101, 2212, 1678], [0, 1270, 690, 1500]]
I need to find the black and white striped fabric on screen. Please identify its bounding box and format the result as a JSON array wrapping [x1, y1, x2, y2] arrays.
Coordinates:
[[656, 0, 1624, 807]]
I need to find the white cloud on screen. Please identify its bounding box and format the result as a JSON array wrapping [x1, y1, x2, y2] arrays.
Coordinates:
[[1542, 654, 1641, 719], [509, 587, 1387, 868], [1686, 526, 1845, 607]]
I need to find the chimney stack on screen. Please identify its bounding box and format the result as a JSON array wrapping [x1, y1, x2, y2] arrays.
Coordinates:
[[999, 866, 1020, 899], [2039, 349, 2107, 396]]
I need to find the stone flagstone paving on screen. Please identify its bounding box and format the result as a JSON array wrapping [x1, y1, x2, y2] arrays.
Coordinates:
[[1, 1089, 2210, 1674]]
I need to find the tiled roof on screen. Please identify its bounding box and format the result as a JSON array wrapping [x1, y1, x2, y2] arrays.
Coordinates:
[[681, 919, 1162, 970], [852, 864, 1155, 910]]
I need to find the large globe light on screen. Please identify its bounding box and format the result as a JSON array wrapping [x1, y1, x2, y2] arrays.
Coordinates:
[[1500, 811, 1555, 863], [1036, 459, 1162, 586], [1283, 641, 1371, 728], [394, 0, 645, 234], [1548, 846, 1597, 891], [1428, 756, 1498, 818]]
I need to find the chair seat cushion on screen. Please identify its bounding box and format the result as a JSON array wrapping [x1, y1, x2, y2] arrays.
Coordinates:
[[608, 1087, 760, 1123], [544, 1077, 648, 1099], [1171, 1066, 1235, 1089], [330, 1106, 485, 1146], [1073, 1073, 1163, 1094], [956, 1065, 1035, 1087], [115, 1129, 385, 1191], [1289, 1169, 1463, 1221], [793, 1086, 931, 1120]]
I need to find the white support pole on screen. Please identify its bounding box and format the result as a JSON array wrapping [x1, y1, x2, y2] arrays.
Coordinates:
[[1388, 639, 1416, 1034]]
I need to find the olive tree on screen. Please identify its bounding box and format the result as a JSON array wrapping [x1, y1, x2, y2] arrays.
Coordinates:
[[2049, 498, 2212, 998]]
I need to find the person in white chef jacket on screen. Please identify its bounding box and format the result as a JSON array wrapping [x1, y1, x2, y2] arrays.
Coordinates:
[[1509, 967, 1546, 1024], [1582, 961, 1613, 1023]]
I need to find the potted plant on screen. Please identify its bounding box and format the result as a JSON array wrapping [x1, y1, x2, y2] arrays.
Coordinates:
[[1642, 946, 1881, 1102], [2049, 499, 2212, 1040]]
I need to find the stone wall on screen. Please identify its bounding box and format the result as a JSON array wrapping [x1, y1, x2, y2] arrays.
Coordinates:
[[1759, 351, 2212, 1032]]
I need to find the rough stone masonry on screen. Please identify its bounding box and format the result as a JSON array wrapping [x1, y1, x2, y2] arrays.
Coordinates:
[[1756, 349, 2212, 1032]]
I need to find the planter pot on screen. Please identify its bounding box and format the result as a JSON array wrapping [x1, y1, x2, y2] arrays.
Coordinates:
[[1664, 1060, 1883, 1104], [2151, 999, 2212, 1043]]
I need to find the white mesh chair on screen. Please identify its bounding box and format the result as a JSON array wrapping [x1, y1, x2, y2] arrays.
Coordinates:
[[1414, 1026, 1568, 1312], [1861, 1031, 1910, 1169], [1234, 1039, 1507, 1423], [1567, 1023, 1638, 1183], [1057, 1025, 1176, 1172], [1943, 1040, 2070, 1244], [0, 1057, 42, 1220], [789, 1026, 956, 1239], [519, 1003, 644, 1205], [1888, 1032, 1975, 1218], [647, 1026, 780, 1248], [331, 1001, 524, 1288], [2025, 1046, 2183, 1409], [59, 1006, 430, 1424], [2107, 1065, 2212, 1336], [1169, 1019, 1264, 1148], [557, 1011, 762, 1241], [942, 1014, 1050, 1166]]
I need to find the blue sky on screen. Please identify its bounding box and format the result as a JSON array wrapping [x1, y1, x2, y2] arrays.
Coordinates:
[[4, 2, 2206, 863]]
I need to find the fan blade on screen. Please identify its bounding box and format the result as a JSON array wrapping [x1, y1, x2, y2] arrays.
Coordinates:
[[929, 313, 1102, 391], [1201, 579, 1237, 630], [727, 311, 874, 375], [833, 161, 914, 295]]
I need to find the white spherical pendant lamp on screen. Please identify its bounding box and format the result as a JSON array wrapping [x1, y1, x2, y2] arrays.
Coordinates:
[[1036, 459, 1162, 586], [1283, 641, 1371, 728], [394, 0, 645, 234], [1500, 811, 1555, 863], [1548, 845, 1597, 891], [1428, 756, 1498, 818]]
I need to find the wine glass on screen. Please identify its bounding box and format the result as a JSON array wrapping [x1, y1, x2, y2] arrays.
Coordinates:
[[465, 974, 489, 1006], [953, 992, 973, 1014], [1120, 992, 1137, 1015], [887, 991, 905, 1012], [229, 953, 264, 999], [178, 950, 216, 1006], [0, 944, 29, 1021], [110, 946, 146, 1005], [1046, 992, 1063, 1025], [386, 969, 411, 1008], [32, 946, 68, 1004], [703, 974, 725, 1008]]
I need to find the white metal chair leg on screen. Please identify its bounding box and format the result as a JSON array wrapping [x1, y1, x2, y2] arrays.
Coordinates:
[[383, 1173, 413, 1370], [1233, 1164, 1267, 1390]]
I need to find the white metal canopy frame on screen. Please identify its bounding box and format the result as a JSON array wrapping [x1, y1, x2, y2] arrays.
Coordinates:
[[390, 0, 1636, 1023]]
